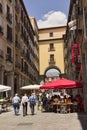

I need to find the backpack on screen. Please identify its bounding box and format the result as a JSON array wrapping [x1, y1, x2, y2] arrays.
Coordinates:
[[30, 97, 36, 104]]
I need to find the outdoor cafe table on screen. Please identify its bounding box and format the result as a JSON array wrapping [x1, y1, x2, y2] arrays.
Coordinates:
[[51, 102, 73, 113], [0, 99, 9, 113]]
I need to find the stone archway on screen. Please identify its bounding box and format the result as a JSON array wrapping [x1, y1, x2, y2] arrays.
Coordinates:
[[44, 66, 61, 83]]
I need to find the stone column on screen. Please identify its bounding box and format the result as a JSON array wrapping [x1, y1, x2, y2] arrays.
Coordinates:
[[83, 84, 87, 112], [0, 66, 4, 84], [82, 49, 87, 112], [7, 71, 14, 97]]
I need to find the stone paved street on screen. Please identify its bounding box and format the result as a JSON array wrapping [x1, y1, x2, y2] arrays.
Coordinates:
[[0, 105, 87, 130]]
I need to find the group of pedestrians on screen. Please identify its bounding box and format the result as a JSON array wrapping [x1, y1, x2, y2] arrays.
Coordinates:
[[12, 93, 37, 116]]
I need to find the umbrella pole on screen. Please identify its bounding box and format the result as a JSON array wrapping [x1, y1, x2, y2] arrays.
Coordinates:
[[6, 91, 8, 98]]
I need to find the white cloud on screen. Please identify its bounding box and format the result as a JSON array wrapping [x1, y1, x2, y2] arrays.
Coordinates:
[[37, 11, 67, 28]]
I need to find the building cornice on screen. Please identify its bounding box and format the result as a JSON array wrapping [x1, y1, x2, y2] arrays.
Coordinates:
[[38, 26, 66, 31], [39, 38, 64, 42]]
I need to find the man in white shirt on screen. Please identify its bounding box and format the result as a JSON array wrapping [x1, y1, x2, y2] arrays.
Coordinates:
[[21, 93, 28, 116]]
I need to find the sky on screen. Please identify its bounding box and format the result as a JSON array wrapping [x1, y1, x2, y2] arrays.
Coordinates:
[[22, 0, 70, 77], [23, 0, 70, 28]]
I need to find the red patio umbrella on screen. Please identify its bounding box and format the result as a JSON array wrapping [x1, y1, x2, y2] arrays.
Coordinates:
[[40, 78, 83, 89]]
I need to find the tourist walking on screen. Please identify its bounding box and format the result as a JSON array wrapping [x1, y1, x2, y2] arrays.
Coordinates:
[[12, 93, 20, 115], [28, 93, 37, 115], [21, 93, 28, 116]]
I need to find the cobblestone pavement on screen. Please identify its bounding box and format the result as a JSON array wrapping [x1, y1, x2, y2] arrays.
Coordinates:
[[0, 105, 87, 130]]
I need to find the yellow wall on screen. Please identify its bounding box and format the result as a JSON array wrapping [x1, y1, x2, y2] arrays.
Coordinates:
[[39, 40, 65, 75], [39, 26, 66, 76], [39, 27, 66, 40]]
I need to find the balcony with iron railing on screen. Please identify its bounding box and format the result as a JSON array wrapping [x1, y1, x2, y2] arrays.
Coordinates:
[[15, 41, 20, 49], [15, 4, 20, 13], [0, 49, 4, 58], [0, 25, 3, 35], [77, 6, 83, 16], [15, 22, 20, 31], [15, 61, 20, 69], [7, 32, 12, 42], [6, 12, 12, 24], [49, 59, 56, 65], [0, 3, 2, 13], [8, 0, 12, 3], [21, 50, 27, 59], [23, 67, 28, 75], [6, 54, 13, 63], [48, 47, 55, 52]]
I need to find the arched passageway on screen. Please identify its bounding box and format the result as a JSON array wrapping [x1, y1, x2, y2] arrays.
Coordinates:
[[44, 67, 61, 83]]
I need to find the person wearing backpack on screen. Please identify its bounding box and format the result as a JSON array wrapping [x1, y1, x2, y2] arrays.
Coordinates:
[[28, 93, 36, 115]]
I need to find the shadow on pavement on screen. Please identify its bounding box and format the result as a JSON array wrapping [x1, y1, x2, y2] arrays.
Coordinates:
[[78, 112, 87, 130]]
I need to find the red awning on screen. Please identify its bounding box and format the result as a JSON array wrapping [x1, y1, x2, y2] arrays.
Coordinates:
[[40, 78, 83, 89]]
